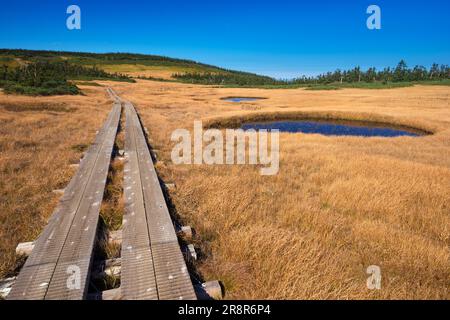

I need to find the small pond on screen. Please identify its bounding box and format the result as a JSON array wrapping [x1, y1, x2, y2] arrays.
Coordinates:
[[222, 97, 265, 102], [240, 120, 427, 137]]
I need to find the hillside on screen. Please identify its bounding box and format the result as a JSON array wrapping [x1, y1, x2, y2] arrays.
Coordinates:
[[0, 49, 271, 82]]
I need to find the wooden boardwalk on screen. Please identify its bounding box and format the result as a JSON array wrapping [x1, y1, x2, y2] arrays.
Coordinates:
[[121, 100, 196, 300], [8, 97, 121, 300], [7, 88, 198, 300]]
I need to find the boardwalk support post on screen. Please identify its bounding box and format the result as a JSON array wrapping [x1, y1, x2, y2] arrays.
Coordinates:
[[177, 225, 193, 240], [52, 188, 65, 195], [164, 182, 176, 191], [15, 242, 34, 256], [183, 244, 197, 261], [86, 280, 224, 301], [194, 281, 223, 300], [15, 230, 123, 257], [0, 277, 16, 299]]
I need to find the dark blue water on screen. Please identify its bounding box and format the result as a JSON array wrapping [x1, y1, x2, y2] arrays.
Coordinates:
[[223, 97, 262, 102], [240, 120, 423, 137]]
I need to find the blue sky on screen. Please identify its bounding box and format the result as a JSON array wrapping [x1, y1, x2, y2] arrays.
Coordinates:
[[0, 0, 449, 78]]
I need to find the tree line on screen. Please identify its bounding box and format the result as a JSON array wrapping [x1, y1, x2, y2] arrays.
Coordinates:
[[0, 60, 132, 95], [173, 60, 450, 86], [293, 60, 449, 84], [172, 71, 278, 86]]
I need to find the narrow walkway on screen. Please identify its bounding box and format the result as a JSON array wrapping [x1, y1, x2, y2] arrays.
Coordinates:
[[8, 98, 121, 300], [121, 100, 196, 300]]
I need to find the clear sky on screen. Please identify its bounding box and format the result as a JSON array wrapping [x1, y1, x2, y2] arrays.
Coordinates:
[[0, 0, 449, 78]]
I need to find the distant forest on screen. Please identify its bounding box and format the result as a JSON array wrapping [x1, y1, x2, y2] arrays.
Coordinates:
[[173, 70, 279, 86], [173, 60, 450, 87], [0, 60, 132, 95]]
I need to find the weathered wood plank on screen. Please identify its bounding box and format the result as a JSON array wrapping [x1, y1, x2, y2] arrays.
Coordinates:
[[121, 100, 196, 300], [8, 96, 121, 300], [120, 102, 158, 300]]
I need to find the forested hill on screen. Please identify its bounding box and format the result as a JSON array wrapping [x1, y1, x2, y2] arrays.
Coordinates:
[[0, 49, 219, 68], [0, 49, 262, 76], [0, 48, 276, 87]]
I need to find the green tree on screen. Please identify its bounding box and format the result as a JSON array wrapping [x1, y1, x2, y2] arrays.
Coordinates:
[[393, 60, 408, 82], [365, 67, 377, 82], [411, 65, 427, 81], [429, 63, 439, 79]]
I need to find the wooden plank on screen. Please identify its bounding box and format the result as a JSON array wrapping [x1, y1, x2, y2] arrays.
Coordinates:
[[46, 108, 120, 299], [8, 98, 121, 300], [121, 103, 158, 300], [121, 100, 196, 300]]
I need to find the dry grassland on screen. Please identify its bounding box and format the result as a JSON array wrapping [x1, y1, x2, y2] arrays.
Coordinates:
[[110, 80, 450, 299], [0, 79, 448, 299], [0, 85, 112, 277], [100, 64, 214, 80], [100, 64, 177, 79]]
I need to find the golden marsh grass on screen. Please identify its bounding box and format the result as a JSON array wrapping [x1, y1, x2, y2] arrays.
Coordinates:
[[111, 80, 450, 299], [0, 80, 448, 299]]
